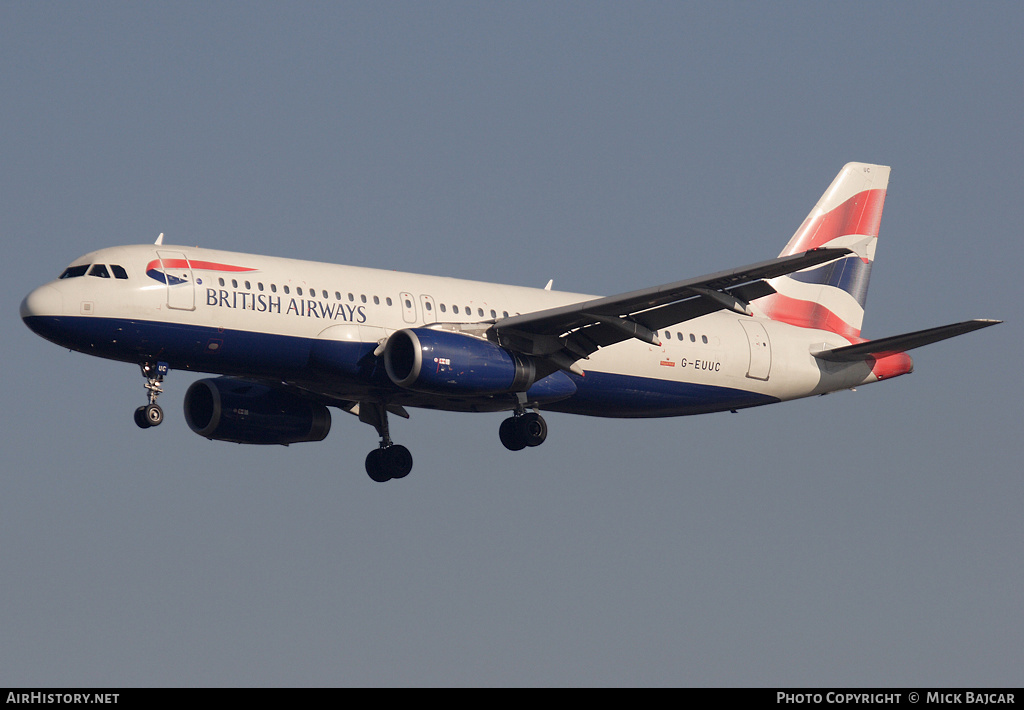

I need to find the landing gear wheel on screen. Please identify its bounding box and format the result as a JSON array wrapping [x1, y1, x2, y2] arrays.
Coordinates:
[[134, 406, 152, 429], [500, 417, 526, 451], [365, 445, 414, 482], [143, 403, 164, 427], [519, 412, 548, 447], [384, 445, 413, 479], [365, 448, 390, 483], [500, 413, 548, 451]]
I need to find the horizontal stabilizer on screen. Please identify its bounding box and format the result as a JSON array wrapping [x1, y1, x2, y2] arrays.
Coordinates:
[[813, 319, 1001, 362]]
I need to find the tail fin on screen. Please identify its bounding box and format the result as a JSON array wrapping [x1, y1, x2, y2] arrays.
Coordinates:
[[759, 162, 890, 339]]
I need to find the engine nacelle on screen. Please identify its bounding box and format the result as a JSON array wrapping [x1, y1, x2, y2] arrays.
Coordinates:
[[183, 377, 331, 445], [383, 328, 537, 395]]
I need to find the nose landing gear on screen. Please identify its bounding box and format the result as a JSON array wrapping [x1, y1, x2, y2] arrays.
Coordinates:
[[134, 362, 168, 429]]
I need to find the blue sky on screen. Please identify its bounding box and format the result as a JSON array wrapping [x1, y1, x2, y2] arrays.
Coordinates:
[[3, 2, 1021, 686]]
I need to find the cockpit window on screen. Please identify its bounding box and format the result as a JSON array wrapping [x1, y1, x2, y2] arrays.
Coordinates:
[[59, 265, 89, 279], [111, 265, 128, 279], [88, 264, 111, 278]]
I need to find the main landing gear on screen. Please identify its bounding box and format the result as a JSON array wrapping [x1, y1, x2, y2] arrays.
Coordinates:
[[359, 402, 413, 483], [499, 410, 548, 451], [134, 361, 168, 429], [365, 445, 413, 484]]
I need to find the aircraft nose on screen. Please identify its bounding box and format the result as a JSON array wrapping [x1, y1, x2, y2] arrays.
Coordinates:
[[20, 284, 62, 322]]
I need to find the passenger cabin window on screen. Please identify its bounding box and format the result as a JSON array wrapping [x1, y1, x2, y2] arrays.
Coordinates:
[[88, 264, 110, 278], [60, 265, 89, 279], [111, 265, 128, 279]]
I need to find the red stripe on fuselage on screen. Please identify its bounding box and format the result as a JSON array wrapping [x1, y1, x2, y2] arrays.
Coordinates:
[[146, 259, 257, 272], [870, 351, 914, 380]]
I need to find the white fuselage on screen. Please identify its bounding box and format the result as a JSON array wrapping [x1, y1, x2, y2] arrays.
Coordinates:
[[22, 243, 892, 419]]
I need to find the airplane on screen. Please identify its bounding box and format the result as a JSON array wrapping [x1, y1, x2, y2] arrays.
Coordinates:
[[20, 163, 1000, 482]]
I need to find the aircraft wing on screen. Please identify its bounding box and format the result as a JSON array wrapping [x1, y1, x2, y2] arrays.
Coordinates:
[[812, 319, 1002, 362], [490, 248, 852, 373]]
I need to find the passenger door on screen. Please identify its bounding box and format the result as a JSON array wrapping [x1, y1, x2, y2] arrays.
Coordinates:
[[157, 250, 195, 311], [739, 320, 772, 380]]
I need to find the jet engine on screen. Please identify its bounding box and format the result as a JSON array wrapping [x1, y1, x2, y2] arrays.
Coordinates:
[[383, 328, 537, 395], [183, 377, 331, 445]]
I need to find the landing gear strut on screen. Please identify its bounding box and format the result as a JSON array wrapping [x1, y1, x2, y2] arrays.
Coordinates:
[[134, 361, 168, 429], [359, 401, 413, 483]]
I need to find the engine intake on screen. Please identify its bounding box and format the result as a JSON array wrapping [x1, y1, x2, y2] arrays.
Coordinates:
[[383, 328, 537, 395], [183, 377, 331, 445]]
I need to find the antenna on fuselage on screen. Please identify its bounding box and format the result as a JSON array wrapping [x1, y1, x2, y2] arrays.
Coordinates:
[[154, 233, 164, 245], [544, 279, 553, 290]]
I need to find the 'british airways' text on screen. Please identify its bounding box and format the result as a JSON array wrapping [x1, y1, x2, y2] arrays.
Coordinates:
[[205, 289, 367, 322]]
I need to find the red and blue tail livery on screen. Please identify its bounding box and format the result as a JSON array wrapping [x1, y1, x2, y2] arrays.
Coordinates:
[[760, 163, 889, 339], [21, 163, 1000, 482]]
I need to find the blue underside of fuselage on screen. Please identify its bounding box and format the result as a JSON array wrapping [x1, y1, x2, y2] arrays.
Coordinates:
[[23, 315, 780, 417]]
